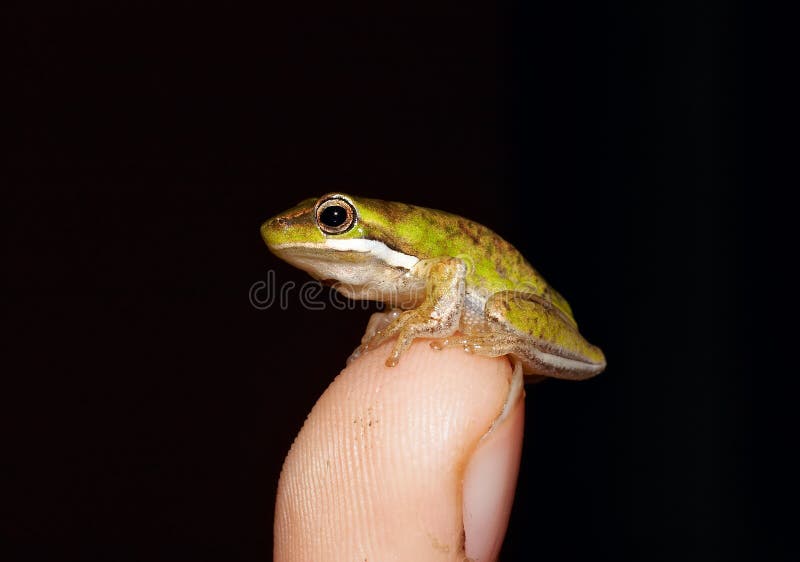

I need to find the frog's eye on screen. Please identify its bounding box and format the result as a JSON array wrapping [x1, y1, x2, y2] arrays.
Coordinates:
[[315, 196, 357, 234]]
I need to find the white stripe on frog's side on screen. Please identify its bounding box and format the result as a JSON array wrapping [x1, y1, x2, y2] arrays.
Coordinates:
[[525, 346, 606, 379], [274, 238, 420, 270]]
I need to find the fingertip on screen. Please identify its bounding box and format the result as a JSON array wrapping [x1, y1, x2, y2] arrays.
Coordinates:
[[274, 340, 522, 561]]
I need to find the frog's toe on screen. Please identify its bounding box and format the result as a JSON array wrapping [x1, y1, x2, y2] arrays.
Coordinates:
[[429, 339, 447, 350], [430, 337, 456, 350], [362, 328, 392, 352], [430, 335, 469, 351], [348, 337, 387, 364], [384, 330, 417, 367], [361, 309, 403, 344], [347, 344, 366, 365]]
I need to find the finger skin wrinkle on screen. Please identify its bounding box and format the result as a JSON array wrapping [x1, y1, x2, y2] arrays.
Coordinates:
[[274, 340, 513, 562]]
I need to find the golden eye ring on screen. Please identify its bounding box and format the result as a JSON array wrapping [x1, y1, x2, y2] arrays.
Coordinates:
[[315, 196, 357, 235]]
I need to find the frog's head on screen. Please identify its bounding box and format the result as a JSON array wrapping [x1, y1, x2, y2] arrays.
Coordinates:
[[261, 193, 421, 288]]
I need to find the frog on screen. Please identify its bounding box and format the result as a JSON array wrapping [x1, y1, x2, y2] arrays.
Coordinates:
[[260, 192, 606, 381]]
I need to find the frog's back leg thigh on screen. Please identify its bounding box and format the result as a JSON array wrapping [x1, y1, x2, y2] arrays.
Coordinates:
[[484, 291, 606, 380], [435, 291, 605, 380]]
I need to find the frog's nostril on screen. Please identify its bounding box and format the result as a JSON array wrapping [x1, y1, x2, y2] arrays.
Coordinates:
[[261, 217, 286, 244]]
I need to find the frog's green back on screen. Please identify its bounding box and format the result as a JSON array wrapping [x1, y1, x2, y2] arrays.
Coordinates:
[[351, 195, 577, 324]]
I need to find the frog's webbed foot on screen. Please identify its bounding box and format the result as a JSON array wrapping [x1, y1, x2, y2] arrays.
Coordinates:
[[353, 257, 466, 368], [429, 334, 474, 352], [429, 330, 512, 355]]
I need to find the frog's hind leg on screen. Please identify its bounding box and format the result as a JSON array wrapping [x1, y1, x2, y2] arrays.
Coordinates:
[[433, 291, 605, 381], [357, 257, 466, 367], [487, 291, 605, 380]]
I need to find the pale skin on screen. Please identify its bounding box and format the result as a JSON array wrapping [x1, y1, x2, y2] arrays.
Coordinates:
[[274, 339, 525, 562]]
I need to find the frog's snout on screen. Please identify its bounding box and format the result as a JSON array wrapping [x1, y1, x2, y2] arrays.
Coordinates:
[[260, 216, 287, 247]]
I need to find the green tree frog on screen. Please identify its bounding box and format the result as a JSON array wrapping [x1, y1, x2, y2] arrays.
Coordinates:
[[261, 193, 606, 381]]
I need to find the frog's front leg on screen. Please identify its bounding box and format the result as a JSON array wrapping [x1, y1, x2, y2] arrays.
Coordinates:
[[359, 257, 466, 367]]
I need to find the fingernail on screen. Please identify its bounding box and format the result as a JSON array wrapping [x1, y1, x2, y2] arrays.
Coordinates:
[[462, 370, 525, 561]]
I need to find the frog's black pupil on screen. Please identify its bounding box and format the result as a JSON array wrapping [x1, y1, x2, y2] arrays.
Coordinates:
[[320, 205, 347, 227]]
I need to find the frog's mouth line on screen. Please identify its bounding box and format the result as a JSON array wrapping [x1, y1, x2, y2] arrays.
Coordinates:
[[271, 239, 420, 270]]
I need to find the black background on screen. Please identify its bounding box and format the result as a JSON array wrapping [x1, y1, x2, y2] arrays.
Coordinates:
[[4, 1, 757, 561]]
